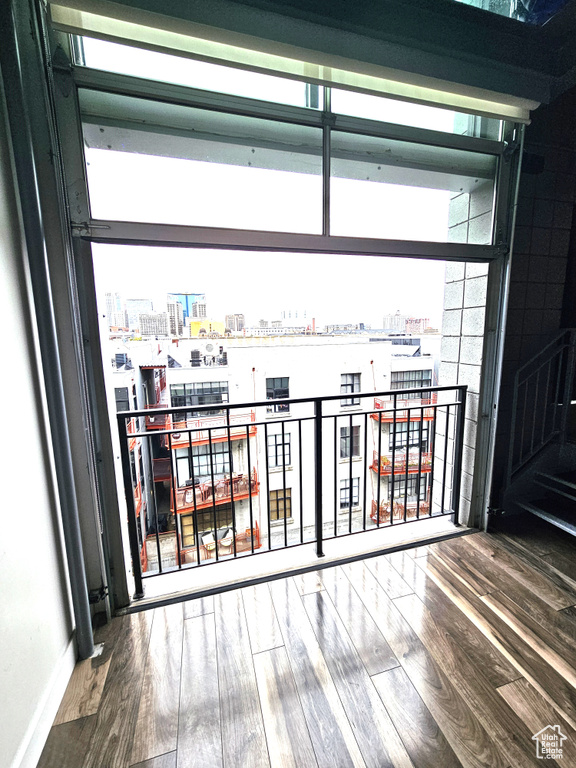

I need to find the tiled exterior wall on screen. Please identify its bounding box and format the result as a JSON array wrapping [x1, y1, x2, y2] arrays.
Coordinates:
[[491, 87, 576, 504], [438, 182, 492, 526]]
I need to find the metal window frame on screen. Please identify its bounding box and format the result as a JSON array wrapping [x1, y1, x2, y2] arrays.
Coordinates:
[[48, 25, 521, 605]]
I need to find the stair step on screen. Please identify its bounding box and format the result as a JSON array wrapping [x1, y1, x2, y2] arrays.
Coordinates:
[[517, 498, 576, 537], [534, 470, 576, 502]]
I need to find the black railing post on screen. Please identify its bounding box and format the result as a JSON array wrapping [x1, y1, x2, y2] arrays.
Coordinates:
[[314, 399, 324, 557], [451, 386, 467, 526], [117, 414, 144, 598]]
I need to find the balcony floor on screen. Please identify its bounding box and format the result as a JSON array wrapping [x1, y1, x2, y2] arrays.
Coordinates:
[[38, 517, 576, 768]]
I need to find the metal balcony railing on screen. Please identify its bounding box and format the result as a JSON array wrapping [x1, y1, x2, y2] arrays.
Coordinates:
[[118, 385, 466, 598], [507, 329, 576, 484]]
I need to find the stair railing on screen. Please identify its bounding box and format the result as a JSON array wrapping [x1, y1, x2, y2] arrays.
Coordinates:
[[506, 328, 576, 486]]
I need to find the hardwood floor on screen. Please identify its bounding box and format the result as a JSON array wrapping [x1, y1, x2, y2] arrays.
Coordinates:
[[38, 519, 576, 768]]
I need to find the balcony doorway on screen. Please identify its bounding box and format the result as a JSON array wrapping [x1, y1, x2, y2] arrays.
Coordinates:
[[91, 244, 479, 602], [53, 33, 520, 606]]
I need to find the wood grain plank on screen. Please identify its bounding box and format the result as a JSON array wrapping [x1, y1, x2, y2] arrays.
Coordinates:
[[37, 715, 97, 768], [178, 613, 221, 768], [480, 590, 576, 691], [414, 542, 576, 651], [291, 570, 325, 595], [541, 551, 576, 583], [302, 589, 414, 768], [386, 551, 519, 687], [394, 592, 544, 768], [497, 678, 576, 765], [130, 604, 184, 765], [241, 583, 283, 654], [465, 534, 576, 608], [131, 751, 177, 768], [342, 560, 509, 768], [319, 566, 400, 676], [372, 666, 462, 768], [53, 648, 113, 725], [215, 590, 269, 768], [253, 647, 318, 768], [495, 517, 576, 559], [269, 576, 367, 768], [364, 555, 413, 599], [424, 539, 498, 597], [54, 618, 121, 725], [83, 611, 154, 768], [421, 552, 576, 732], [183, 595, 214, 619]]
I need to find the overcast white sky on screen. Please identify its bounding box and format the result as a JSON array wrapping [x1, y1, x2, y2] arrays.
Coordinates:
[[85, 37, 463, 330]]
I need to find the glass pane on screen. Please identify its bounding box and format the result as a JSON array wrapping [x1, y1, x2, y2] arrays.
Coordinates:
[[331, 89, 502, 140], [330, 131, 497, 244], [78, 37, 323, 109], [453, 0, 570, 25], [80, 90, 323, 233]]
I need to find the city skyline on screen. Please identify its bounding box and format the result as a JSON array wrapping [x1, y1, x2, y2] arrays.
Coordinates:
[[93, 244, 449, 331]]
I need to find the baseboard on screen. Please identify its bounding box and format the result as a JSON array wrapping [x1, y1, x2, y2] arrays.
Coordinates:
[[11, 634, 76, 768]]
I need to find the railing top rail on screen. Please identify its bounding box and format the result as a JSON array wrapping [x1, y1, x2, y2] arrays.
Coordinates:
[[117, 384, 467, 421], [514, 328, 576, 386]]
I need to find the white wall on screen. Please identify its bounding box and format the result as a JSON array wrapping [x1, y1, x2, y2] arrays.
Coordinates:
[[0, 77, 74, 768]]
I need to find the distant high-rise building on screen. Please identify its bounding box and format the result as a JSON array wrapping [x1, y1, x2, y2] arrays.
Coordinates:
[[126, 298, 153, 330], [139, 313, 170, 336], [406, 317, 430, 334], [225, 313, 245, 332], [382, 311, 408, 333], [258, 319, 269, 328], [105, 291, 128, 329], [168, 293, 206, 322], [167, 300, 184, 336], [191, 302, 207, 318]]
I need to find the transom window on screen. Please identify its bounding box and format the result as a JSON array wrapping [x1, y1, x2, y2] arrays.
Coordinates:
[[341, 373, 361, 406]]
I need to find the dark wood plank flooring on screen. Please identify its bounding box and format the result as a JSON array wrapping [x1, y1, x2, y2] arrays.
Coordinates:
[[37, 520, 576, 768]]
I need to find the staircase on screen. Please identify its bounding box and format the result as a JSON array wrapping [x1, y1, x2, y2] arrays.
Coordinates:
[[516, 469, 576, 535], [503, 329, 576, 534]]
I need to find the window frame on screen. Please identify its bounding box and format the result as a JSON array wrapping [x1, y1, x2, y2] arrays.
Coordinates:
[[266, 376, 290, 413], [267, 432, 292, 468], [45, 24, 521, 608], [339, 477, 360, 509], [341, 373, 361, 406], [269, 488, 292, 520], [340, 425, 361, 458]]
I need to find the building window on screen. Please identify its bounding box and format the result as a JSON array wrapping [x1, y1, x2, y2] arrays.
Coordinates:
[[170, 381, 229, 416], [340, 425, 360, 458], [341, 373, 360, 406], [175, 442, 230, 484], [390, 370, 432, 399], [389, 421, 429, 451], [114, 386, 130, 412], [267, 433, 291, 467], [340, 478, 360, 509], [389, 476, 427, 500], [181, 503, 234, 547], [266, 377, 289, 412], [269, 488, 292, 519]]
